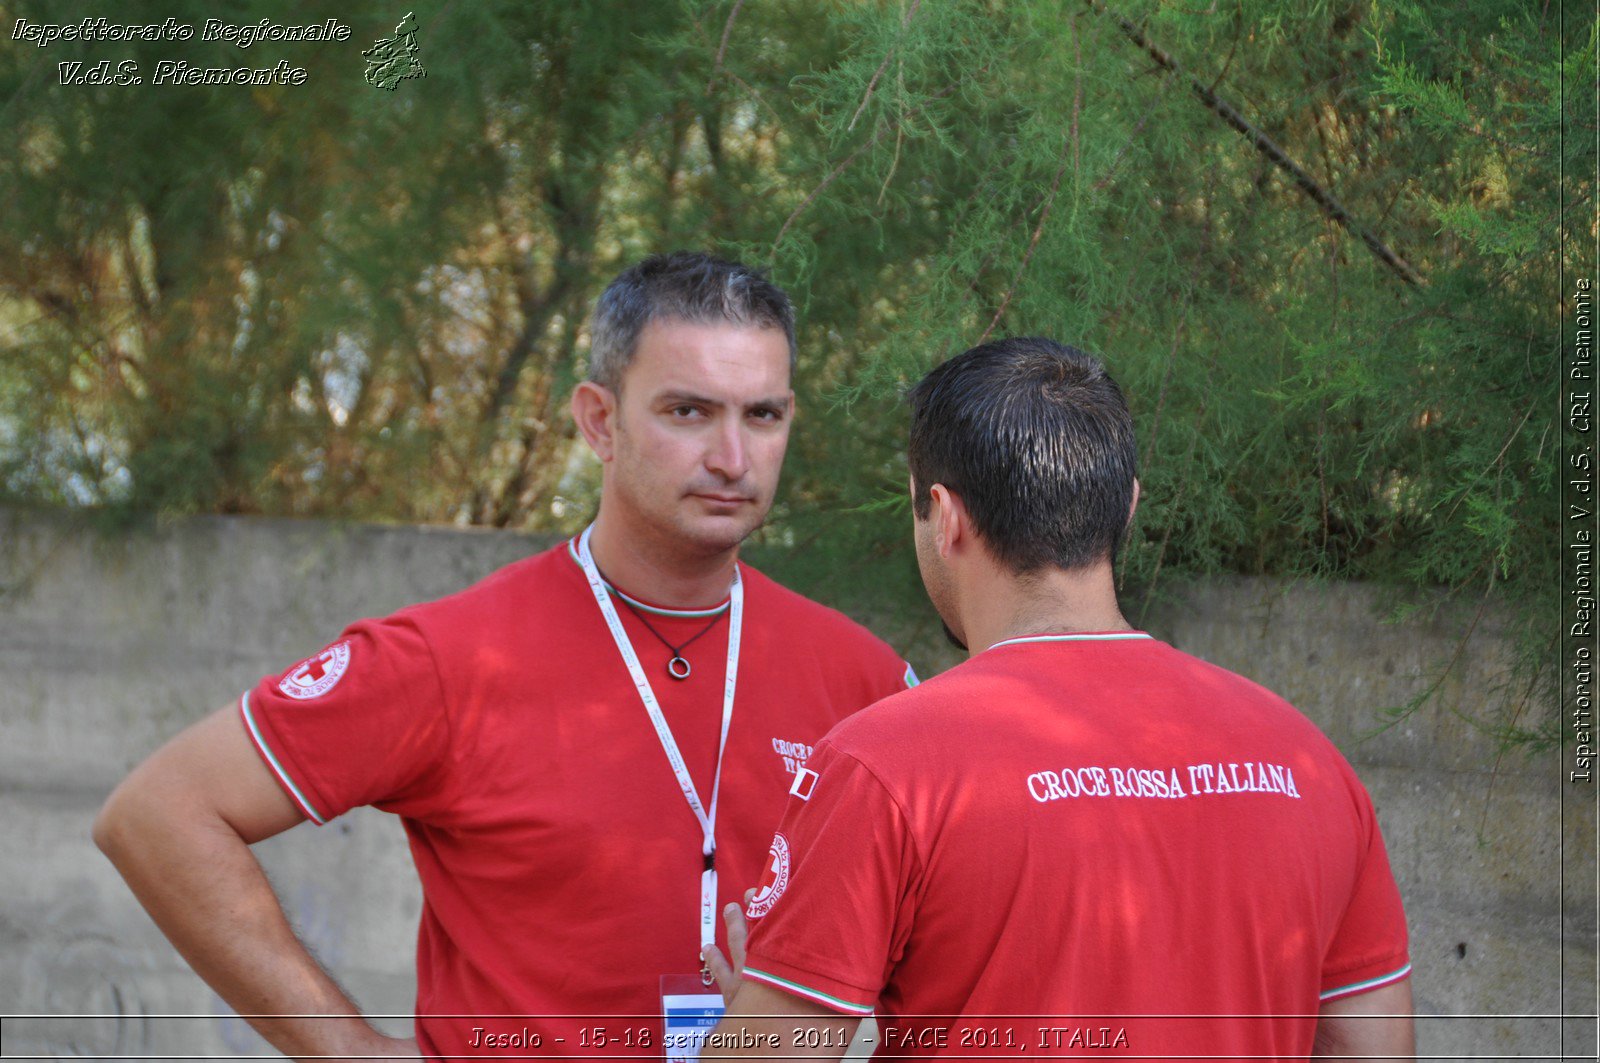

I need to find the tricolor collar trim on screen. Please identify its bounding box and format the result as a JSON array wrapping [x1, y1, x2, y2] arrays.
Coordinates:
[[565, 538, 732, 618], [988, 631, 1153, 651]]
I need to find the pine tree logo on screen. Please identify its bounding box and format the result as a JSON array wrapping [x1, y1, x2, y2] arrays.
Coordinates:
[[363, 12, 426, 91]]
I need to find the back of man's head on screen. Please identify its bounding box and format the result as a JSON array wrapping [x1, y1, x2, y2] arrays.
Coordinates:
[[587, 251, 797, 392], [907, 337, 1138, 574]]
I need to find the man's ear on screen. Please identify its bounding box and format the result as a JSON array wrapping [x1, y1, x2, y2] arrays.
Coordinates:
[[571, 381, 618, 463], [1127, 477, 1141, 530], [929, 483, 967, 560]]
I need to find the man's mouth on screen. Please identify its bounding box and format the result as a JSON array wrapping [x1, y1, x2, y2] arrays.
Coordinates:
[[691, 492, 752, 505]]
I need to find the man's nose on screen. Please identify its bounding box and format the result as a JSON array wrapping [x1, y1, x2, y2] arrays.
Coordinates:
[[704, 419, 750, 481]]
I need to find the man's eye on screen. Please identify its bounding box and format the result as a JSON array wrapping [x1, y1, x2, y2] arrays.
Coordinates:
[[751, 408, 781, 423], [671, 405, 701, 418]]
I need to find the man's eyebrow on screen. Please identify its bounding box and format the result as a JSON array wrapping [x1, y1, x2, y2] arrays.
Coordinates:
[[656, 391, 792, 412]]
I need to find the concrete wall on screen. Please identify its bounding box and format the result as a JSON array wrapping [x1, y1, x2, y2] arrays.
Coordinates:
[[0, 508, 1591, 1060]]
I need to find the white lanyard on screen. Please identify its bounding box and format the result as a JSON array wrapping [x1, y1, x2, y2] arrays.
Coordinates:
[[575, 524, 742, 965]]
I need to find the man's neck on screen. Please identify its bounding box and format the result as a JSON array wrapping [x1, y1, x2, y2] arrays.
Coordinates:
[[961, 562, 1133, 657], [585, 513, 739, 611]]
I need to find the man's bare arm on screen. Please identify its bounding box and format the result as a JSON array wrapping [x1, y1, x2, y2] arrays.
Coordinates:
[[1312, 978, 1414, 1061], [92, 704, 418, 1062], [701, 981, 860, 1061], [699, 900, 860, 1060]]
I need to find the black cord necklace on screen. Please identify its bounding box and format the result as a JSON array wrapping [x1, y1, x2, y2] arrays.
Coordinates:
[[613, 592, 727, 680]]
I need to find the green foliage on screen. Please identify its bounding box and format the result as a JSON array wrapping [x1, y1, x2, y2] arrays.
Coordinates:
[[0, 0, 1586, 751]]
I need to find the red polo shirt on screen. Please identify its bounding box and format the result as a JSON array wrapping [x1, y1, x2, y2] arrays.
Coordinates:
[[241, 540, 912, 1058], [743, 632, 1409, 1059]]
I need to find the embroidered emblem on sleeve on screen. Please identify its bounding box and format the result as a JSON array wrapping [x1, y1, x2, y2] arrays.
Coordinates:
[[745, 833, 791, 918], [278, 642, 352, 700]]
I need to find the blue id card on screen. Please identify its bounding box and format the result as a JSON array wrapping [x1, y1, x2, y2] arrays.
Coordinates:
[[661, 974, 726, 1062]]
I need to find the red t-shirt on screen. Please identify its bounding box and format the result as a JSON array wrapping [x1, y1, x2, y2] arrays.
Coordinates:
[[239, 540, 912, 1059], [742, 632, 1410, 1060]]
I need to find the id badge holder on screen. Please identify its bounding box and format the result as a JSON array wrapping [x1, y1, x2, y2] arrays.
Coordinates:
[[660, 973, 726, 1062]]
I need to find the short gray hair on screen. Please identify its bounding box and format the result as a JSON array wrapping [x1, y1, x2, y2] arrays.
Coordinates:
[[587, 252, 797, 391]]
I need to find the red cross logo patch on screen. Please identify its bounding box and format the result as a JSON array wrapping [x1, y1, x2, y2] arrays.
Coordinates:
[[278, 642, 351, 700], [745, 833, 791, 918]]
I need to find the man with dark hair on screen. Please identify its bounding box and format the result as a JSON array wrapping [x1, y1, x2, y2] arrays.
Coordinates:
[[587, 252, 798, 393], [703, 337, 1414, 1060], [94, 252, 916, 1061]]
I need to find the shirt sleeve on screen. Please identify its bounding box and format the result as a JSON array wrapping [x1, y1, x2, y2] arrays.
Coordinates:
[[741, 740, 922, 1015], [1319, 795, 1412, 1001], [238, 613, 452, 826]]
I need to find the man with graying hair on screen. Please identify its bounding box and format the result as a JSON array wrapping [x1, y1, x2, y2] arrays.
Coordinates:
[[95, 251, 917, 1060], [703, 337, 1413, 1061]]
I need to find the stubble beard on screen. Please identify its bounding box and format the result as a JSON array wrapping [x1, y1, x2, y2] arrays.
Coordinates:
[[915, 519, 966, 651], [609, 408, 777, 561], [674, 500, 768, 558], [940, 618, 968, 652], [613, 466, 771, 564]]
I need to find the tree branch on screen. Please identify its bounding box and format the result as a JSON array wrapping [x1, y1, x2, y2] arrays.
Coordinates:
[[705, 0, 745, 95], [772, 78, 966, 252], [1086, 0, 1425, 287], [847, 0, 923, 132]]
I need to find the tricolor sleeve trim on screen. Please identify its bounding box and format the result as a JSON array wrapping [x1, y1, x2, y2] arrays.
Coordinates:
[[239, 691, 327, 825], [1319, 962, 1412, 1002], [902, 662, 920, 688], [742, 966, 875, 1016]]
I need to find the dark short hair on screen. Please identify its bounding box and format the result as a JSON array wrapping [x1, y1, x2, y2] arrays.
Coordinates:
[[587, 251, 797, 391], [907, 337, 1138, 573]]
